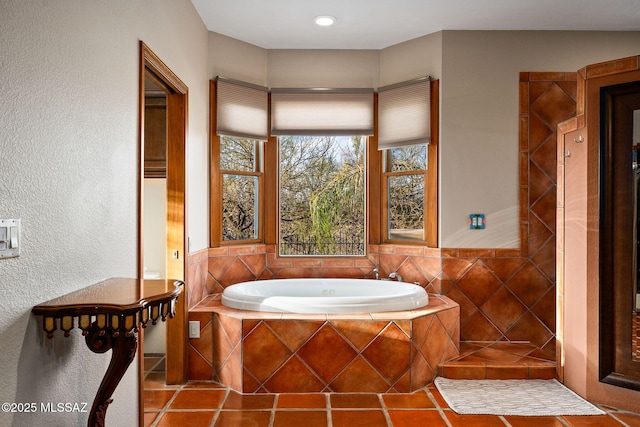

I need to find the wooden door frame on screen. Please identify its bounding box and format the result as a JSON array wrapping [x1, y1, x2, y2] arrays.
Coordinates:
[[138, 41, 189, 420]]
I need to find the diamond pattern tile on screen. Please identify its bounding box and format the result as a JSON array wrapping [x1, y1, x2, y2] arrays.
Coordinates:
[[419, 317, 450, 371], [267, 320, 323, 350], [528, 109, 554, 152], [529, 162, 553, 206], [506, 311, 554, 348], [330, 320, 388, 351], [219, 258, 256, 287], [362, 323, 411, 384], [329, 356, 390, 393], [530, 138, 558, 181], [506, 261, 553, 308], [481, 257, 526, 282], [298, 324, 358, 383], [193, 299, 460, 392], [264, 356, 325, 393], [527, 214, 553, 256], [531, 83, 576, 129], [461, 311, 502, 342], [243, 322, 292, 382], [481, 287, 528, 333], [531, 238, 556, 281], [455, 262, 502, 307]]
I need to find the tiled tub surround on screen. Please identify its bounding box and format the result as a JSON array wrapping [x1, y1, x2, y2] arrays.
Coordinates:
[[188, 244, 556, 356], [188, 294, 459, 393]]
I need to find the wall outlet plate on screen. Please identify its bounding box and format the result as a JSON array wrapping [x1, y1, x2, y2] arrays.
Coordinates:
[[469, 213, 485, 230]]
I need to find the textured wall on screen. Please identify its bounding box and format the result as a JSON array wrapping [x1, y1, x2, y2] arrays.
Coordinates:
[[0, 1, 208, 425]]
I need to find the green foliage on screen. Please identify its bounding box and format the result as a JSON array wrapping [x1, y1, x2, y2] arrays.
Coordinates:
[[279, 136, 365, 255]]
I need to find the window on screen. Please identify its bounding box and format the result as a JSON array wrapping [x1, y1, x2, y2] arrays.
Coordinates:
[[384, 145, 427, 241], [220, 136, 262, 241], [211, 78, 438, 250], [211, 78, 268, 246], [378, 77, 437, 246], [279, 136, 366, 256]]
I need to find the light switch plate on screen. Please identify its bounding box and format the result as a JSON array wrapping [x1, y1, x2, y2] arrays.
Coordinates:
[[0, 219, 20, 258], [188, 321, 200, 338]]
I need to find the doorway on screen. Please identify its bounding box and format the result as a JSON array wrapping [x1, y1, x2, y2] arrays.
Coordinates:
[[138, 41, 189, 417]]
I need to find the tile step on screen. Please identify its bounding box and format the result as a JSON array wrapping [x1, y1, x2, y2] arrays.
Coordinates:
[[438, 341, 556, 380]]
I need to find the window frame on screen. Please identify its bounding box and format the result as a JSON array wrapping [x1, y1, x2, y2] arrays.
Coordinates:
[[211, 79, 439, 251], [382, 151, 428, 243], [210, 80, 265, 247], [220, 137, 264, 243], [276, 135, 368, 257], [373, 79, 438, 247]]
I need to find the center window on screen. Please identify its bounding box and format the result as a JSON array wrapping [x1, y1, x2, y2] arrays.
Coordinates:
[[278, 136, 366, 256]]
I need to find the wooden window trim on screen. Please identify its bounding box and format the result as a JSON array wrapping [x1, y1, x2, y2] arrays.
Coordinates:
[[210, 80, 265, 246], [211, 79, 439, 250], [375, 79, 438, 247]]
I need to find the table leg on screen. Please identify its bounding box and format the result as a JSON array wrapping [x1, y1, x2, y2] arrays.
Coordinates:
[[85, 327, 138, 427]]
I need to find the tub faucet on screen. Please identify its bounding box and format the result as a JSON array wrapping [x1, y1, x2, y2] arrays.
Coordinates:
[[372, 268, 380, 280], [388, 272, 403, 282]]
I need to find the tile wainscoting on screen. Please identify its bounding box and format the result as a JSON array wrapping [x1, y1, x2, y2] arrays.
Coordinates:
[[188, 294, 459, 393]]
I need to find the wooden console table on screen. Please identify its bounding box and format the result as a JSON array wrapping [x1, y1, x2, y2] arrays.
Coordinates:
[[32, 278, 182, 427]]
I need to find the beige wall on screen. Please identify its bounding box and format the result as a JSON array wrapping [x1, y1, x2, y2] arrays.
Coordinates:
[[379, 31, 442, 86], [267, 49, 379, 89], [209, 32, 268, 86], [210, 30, 640, 248], [440, 31, 640, 248], [0, 1, 209, 425]]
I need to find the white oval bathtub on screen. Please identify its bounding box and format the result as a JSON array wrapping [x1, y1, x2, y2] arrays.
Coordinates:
[[221, 278, 429, 313]]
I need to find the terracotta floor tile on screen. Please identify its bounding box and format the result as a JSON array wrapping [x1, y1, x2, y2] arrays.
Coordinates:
[[331, 410, 388, 426], [143, 411, 159, 427], [152, 358, 166, 372], [273, 410, 328, 427], [277, 393, 327, 408], [215, 411, 272, 427], [143, 389, 176, 410], [388, 409, 448, 427], [562, 414, 626, 426], [505, 415, 567, 426], [613, 412, 640, 427], [444, 410, 508, 426], [169, 389, 227, 410], [330, 393, 381, 408], [427, 386, 449, 408], [223, 391, 275, 409], [155, 411, 215, 427], [144, 372, 172, 390], [144, 356, 164, 371], [382, 391, 435, 408], [183, 380, 227, 389]]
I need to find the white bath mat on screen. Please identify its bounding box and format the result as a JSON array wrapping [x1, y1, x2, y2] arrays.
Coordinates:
[[434, 378, 605, 416]]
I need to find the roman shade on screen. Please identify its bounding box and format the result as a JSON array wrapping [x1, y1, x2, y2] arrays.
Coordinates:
[[378, 77, 431, 150], [270, 89, 374, 136], [216, 77, 269, 140]]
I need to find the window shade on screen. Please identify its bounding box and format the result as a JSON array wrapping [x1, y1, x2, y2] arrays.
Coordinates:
[[271, 89, 374, 136], [216, 77, 269, 140], [378, 77, 431, 150]]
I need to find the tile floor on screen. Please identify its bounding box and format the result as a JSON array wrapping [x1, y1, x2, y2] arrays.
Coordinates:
[[143, 354, 640, 427]]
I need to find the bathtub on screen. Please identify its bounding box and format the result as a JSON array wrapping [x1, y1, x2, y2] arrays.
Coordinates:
[[221, 278, 429, 313]]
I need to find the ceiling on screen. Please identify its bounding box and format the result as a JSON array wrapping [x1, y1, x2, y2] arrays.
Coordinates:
[[190, 0, 640, 50]]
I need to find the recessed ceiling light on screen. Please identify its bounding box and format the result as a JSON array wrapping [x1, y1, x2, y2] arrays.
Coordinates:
[[314, 15, 336, 27]]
